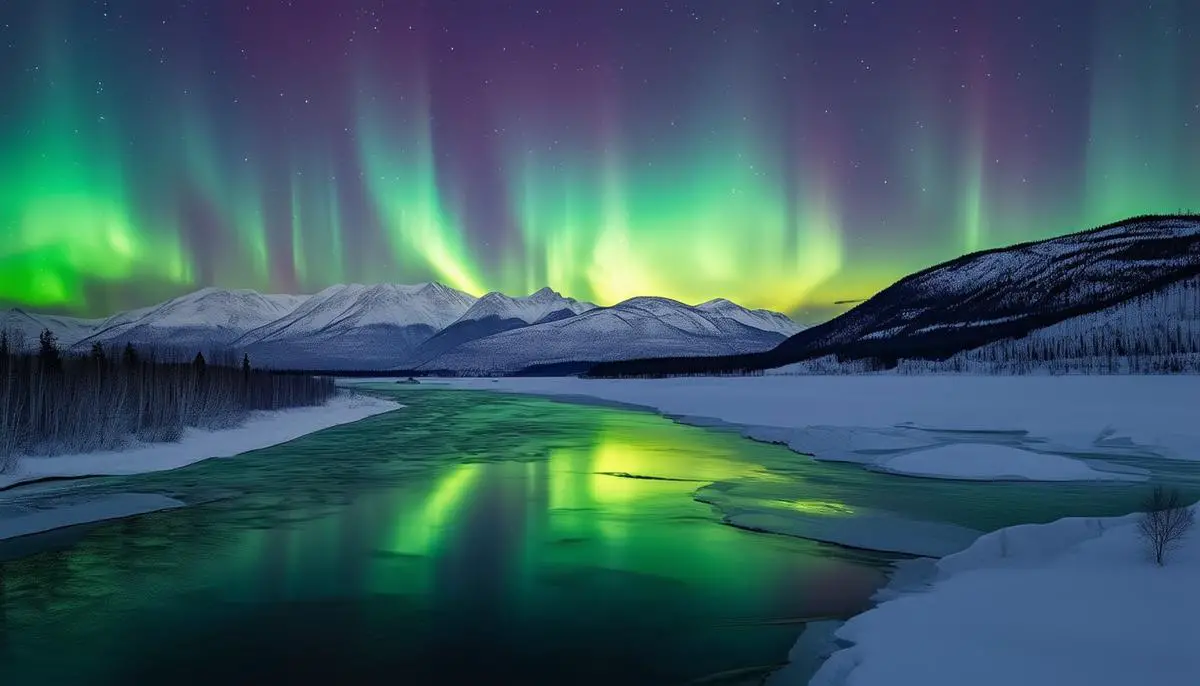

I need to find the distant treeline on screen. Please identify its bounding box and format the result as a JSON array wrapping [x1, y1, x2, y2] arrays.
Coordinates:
[[269, 368, 415, 378], [0, 328, 336, 470]]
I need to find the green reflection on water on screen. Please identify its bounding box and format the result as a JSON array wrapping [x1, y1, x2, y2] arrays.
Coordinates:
[[0, 389, 890, 685]]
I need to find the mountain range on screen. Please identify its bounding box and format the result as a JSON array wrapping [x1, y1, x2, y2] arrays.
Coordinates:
[[588, 214, 1200, 376], [1, 284, 802, 374], [10, 214, 1194, 377], [410, 296, 801, 376]]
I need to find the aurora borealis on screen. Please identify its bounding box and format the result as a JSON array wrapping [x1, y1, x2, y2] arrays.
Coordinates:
[[3, 1, 1199, 319]]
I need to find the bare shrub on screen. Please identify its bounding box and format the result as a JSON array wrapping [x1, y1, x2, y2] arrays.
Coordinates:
[[1137, 486, 1196, 566]]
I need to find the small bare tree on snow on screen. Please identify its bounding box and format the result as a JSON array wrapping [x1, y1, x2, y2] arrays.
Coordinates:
[[1137, 486, 1195, 566]]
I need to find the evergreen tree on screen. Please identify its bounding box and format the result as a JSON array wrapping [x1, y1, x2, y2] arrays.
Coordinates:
[[123, 342, 139, 367], [242, 353, 251, 378], [38, 329, 61, 372], [193, 351, 207, 375], [90, 342, 107, 365]]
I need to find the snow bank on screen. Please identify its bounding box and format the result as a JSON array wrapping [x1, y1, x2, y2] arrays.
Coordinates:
[[0, 393, 399, 491], [872, 444, 1145, 482], [0, 493, 184, 541], [803, 508, 1200, 686], [764, 620, 843, 686]]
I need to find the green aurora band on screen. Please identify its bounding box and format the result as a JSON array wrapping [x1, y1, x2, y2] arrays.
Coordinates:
[[2, 2, 1198, 318]]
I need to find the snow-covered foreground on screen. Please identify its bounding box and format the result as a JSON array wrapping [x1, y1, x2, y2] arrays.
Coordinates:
[[0, 393, 400, 492], [423, 376, 1193, 476], [797, 508, 1200, 686]]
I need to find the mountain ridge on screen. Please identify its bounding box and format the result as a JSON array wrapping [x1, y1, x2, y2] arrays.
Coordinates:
[[586, 214, 1200, 377], [1, 283, 800, 372], [409, 294, 799, 375]]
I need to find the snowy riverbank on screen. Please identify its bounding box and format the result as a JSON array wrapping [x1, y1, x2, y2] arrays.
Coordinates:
[[795, 508, 1200, 686], [0, 392, 399, 542], [0, 392, 400, 493], [421, 376, 1196, 477]]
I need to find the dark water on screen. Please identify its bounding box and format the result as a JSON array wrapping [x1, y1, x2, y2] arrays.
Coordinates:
[[0, 388, 1190, 685]]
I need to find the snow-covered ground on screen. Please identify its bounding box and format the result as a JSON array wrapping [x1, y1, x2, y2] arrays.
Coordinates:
[[799, 508, 1200, 686], [872, 444, 1144, 482], [0, 393, 400, 491], [416, 376, 1196, 475]]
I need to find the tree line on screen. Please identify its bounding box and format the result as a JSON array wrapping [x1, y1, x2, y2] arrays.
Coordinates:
[[0, 328, 336, 472]]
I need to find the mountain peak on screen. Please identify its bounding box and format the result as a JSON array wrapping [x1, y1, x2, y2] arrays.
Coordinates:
[[417, 282, 449, 295], [452, 286, 593, 325], [529, 286, 560, 300]]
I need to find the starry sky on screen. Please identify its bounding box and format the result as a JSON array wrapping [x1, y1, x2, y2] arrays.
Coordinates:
[[2, 0, 1199, 320]]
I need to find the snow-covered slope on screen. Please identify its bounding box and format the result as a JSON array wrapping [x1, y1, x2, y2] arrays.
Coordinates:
[[233, 282, 477, 369], [402, 287, 596, 367], [0, 309, 103, 349], [696, 298, 804, 337], [74, 288, 308, 353], [900, 275, 1200, 374], [775, 215, 1200, 363], [414, 296, 792, 375], [805, 510, 1200, 686]]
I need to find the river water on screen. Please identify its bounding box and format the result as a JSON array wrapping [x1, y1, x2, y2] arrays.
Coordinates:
[[0, 388, 1189, 685]]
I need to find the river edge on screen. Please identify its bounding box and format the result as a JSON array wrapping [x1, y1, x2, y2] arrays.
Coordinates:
[[394, 379, 1191, 686], [0, 392, 401, 540]]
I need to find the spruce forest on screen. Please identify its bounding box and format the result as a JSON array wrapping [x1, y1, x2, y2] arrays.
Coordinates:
[[0, 328, 336, 472]]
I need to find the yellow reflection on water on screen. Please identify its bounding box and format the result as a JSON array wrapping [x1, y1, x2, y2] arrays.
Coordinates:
[[788, 500, 855, 516], [549, 422, 766, 513], [589, 439, 656, 507]]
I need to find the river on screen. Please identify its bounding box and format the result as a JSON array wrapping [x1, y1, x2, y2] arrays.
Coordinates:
[[0, 388, 1188, 685]]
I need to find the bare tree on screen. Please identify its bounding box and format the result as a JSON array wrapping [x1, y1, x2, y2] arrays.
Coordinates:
[[1137, 486, 1196, 566]]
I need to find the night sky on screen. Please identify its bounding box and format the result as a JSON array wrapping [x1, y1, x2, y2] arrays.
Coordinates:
[[2, 0, 1198, 320]]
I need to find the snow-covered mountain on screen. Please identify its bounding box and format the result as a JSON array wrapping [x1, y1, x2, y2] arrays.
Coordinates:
[[412, 295, 796, 375], [462, 287, 595, 323], [74, 288, 308, 353], [5, 281, 801, 373], [589, 214, 1200, 377], [696, 298, 804, 337], [402, 287, 597, 367], [769, 215, 1200, 364], [232, 282, 477, 369], [0, 309, 103, 350]]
